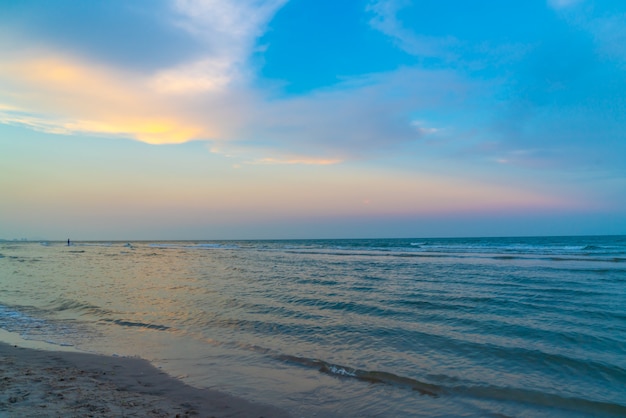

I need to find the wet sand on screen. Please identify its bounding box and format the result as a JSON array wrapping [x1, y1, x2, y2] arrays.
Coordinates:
[[0, 339, 290, 418]]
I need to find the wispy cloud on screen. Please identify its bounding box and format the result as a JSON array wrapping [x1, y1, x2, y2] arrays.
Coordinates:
[[547, 0, 583, 10], [548, 0, 626, 64], [584, 15, 626, 65], [366, 0, 458, 58], [207, 67, 472, 164]]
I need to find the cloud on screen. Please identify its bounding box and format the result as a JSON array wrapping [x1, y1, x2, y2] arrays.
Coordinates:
[[547, 0, 583, 10], [548, 0, 626, 64], [0, 0, 469, 164], [586, 15, 626, 65], [0, 42, 454, 161], [0, 1, 284, 146], [0, 51, 208, 144], [208, 67, 471, 163], [149, 58, 234, 94], [1, 0, 624, 175], [478, 2, 626, 173], [172, 0, 287, 45], [166, 0, 288, 90], [366, 0, 457, 58]]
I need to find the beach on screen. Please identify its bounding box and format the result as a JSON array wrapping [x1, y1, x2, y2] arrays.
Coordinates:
[[1, 238, 625, 417], [0, 334, 289, 418]]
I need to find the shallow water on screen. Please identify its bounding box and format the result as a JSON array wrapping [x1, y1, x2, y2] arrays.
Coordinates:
[[1, 236, 625, 417]]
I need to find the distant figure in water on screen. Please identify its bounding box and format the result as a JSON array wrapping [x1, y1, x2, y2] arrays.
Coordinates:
[[67, 239, 70, 246]]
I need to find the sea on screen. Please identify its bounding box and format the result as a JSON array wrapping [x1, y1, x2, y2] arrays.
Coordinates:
[[0, 236, 625, 417]]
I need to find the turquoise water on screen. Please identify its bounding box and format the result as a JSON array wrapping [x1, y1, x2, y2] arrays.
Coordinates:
[[0, 236, 625, 417]]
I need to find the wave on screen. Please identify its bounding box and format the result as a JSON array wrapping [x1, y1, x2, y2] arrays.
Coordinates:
[[4, 255, 41, 263], [46, 298, 112, 317], [285, 297, 399, 317], [148, 242, 239, 250], [0, 304, 86, 347], [103, 318, 171, 331], [283, 248, 626, 265], [0, 305, 44, 327], [283, 249, 452, 258], [276, 354, 626, 415], [456, 385, 626, 416], [277, 355, 440, 397]]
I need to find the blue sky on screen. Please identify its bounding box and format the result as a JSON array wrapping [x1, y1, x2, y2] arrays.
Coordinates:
[[1, 0, 625, 239]]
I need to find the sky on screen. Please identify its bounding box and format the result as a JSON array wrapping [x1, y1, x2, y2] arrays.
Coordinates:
[[1, 0, 625, 240]]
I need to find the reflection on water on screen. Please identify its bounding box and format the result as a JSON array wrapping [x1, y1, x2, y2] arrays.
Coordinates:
[[1, 238, 625, 417]]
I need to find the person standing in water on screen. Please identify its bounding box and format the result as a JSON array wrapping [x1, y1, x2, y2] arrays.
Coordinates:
[[67, 238, 70, 246]]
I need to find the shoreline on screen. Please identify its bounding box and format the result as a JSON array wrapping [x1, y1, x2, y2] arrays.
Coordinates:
[[0, 332, 290, 418]]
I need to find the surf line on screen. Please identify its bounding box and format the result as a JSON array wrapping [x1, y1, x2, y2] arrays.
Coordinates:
[[277, 354, 441, 397]]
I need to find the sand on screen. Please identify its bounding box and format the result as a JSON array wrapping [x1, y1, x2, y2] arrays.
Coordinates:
[[0, 339, 291, 418]]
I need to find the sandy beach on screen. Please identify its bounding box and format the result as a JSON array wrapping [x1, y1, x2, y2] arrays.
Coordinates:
[[0, 338, 290, 418]]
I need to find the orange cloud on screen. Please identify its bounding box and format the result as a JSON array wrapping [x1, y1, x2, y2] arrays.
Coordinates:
[[0, 53, 209, 144]]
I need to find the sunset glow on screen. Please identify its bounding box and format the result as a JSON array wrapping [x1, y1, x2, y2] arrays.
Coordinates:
[[1, 0, 625, 239]]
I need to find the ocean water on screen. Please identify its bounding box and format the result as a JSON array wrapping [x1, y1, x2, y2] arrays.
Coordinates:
[[0, 236, 625, 417]]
